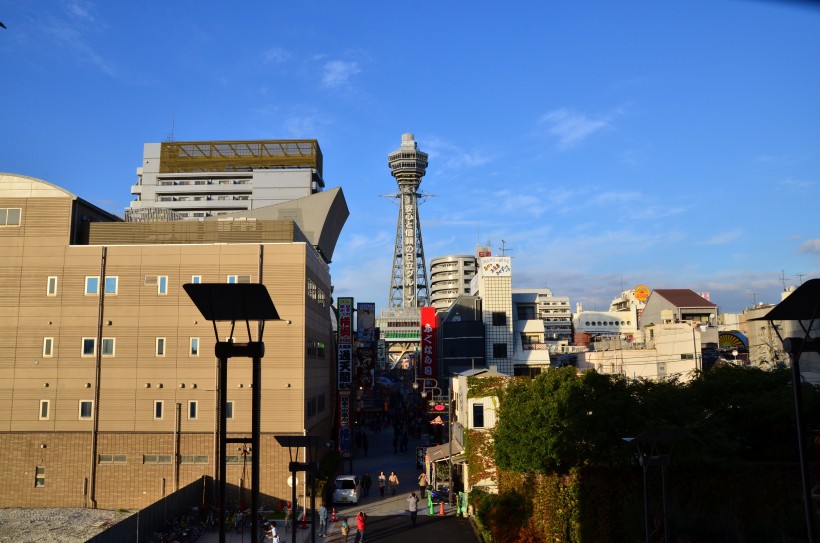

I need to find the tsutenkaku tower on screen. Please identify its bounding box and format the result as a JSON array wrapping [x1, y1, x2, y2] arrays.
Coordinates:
[[387, 133, 430, 308]]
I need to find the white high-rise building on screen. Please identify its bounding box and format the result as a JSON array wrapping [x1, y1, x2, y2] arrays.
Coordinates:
[[429, 255, 477, 311], [128, 140, 324, 220]]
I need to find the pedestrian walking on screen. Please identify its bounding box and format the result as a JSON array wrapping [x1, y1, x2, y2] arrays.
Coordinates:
[[362, 471, 372, 497], [389, 471, 399, 496], [340, 518, 350, 543], [406, 492, 419, 528], [354, 511, 367, 543], [378, 471, 386, 497], [418, 472, 428, 498], [318, 502, 328, 537]]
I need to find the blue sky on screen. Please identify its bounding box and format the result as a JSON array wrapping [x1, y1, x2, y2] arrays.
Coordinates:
[[1, 1, 818, 314]]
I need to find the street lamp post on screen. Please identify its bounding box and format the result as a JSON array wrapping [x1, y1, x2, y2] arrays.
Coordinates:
[[184, 283, 281, 543], [275, 436, 331, 543]]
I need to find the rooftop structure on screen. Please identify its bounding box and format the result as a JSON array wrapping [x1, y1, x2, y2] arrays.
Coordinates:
[[128, 139, 324, 220]]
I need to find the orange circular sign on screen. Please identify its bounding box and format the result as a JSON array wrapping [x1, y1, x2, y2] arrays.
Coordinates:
[[634, 285, 651, 302]]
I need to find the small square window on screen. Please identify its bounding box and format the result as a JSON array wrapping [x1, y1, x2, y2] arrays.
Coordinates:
[[156, 337, 166, 357], [225, 401, 234, 420], [188, 401, 198, 420], [492, 343, 507, 358], [79, 400, 93, 420], [82, 338, 96, 357], [190, 337, 199, 357], [47, 276, 58, 296], [191, 275, 201, 284], [104, 277, 118, 295], [154, 400, 163, 420], [492, 312, 507, 326], [158, 276, 168, 295], [43, 337, 53, 358], [34, 466, 45, 487], [101, 338, 115, 357], [39, 400, 50, 420], [85, 277, 99, 295]]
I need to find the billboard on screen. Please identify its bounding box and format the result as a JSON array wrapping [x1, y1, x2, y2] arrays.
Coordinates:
[[634, 285, 651, 303], [357, 302, 376, 341], [337, 297, 353, 386], [338, 390, 352, 458], [479, 256, 511, 277], [420, 307, 437, 379]]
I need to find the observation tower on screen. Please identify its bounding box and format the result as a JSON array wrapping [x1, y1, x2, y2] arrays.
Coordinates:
[[387, 133, 430, 308]]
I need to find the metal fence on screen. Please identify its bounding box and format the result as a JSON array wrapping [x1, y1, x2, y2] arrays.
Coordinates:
[[87, 476, 211, 543]]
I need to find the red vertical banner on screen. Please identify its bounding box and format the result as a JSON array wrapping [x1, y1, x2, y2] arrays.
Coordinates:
[[420, 307, 437, 379]]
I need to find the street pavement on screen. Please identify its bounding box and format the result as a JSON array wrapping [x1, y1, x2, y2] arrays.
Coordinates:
[[199, 415, 481, 543]]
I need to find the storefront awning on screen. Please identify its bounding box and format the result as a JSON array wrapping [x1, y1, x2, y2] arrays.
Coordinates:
[[425, 441, 464, 463]]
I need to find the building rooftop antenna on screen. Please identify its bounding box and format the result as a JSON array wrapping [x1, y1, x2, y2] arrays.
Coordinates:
[[747, 292, 758, 306]]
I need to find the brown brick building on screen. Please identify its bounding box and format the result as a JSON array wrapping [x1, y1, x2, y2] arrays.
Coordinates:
[[0, 172, 348, 509]]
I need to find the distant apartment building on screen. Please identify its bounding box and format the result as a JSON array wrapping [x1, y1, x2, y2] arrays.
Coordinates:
[[128, 140, 324, 220], [429, 255, 477, 311], [470, 257, 514, 375], [0, 172, 347, 509]]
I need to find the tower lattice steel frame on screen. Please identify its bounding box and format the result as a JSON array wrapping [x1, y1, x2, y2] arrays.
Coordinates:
[[387, 133, 430, 308]]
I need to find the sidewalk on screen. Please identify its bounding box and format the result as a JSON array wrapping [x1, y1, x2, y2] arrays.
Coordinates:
[[199, 412, 474, 543]]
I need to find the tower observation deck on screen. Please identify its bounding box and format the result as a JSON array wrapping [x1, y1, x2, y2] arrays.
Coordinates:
[[387, 133, 430, 308]]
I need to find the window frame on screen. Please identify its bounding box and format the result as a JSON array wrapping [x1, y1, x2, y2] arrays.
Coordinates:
[[101, 337, 115, 357], [81, 338, 96, 357], [189, 337, 199, 357], [104, 276, 118, 295], [79, 400, 94, 420], [492, 312, 507, 326], [0, 207, 22, 226], [85, 276, 99, 295], [39, 400, 50, 420], [157, 275, 168, 295], [34, 466, 45, 487], [43, 337, 54, 358], [188, 400, 198, 420], [154, 400, 164, 420], [47, 276, 58, 296], [191, 275, 202, 284], [472, 403, 485, 429], [156, 337, 166, 357], [492, 342, 507, 358], [225, 400, 234, 420]]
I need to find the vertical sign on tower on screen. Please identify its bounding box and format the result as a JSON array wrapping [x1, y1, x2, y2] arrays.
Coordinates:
[[420, 307, 437, 379], [337, 297, 354, 459]]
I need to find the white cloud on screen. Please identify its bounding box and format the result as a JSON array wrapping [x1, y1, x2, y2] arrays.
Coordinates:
[[799, 238, 820, 256], [776, 178, 814, 190], [322, 60, 361, 88], [264, 47, 290, 64], [424, 137, 494, 172], [704, 229, 743, 245], [539, 108, 613, 150]]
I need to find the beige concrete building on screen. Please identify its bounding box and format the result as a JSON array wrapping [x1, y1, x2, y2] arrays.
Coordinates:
[[0, 173, 347, 510]]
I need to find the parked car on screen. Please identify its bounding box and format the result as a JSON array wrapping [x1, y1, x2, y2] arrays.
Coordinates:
[[332, 475, 361, 505]]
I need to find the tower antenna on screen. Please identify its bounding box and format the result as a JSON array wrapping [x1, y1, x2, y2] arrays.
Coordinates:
[[386, 133, 430, 308]]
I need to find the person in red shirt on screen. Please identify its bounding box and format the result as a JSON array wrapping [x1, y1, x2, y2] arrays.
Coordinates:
[[355, 511, 367, 542]]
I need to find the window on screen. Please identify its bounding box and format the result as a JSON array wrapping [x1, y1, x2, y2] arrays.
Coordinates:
[[98, 454, 127, 464], [227, 275, 251, 284], [0, 208, 21, 226], [188, 401, 198, 420], [154, 401, 164, 420], [43, 337, 54, 358], [39, 400, 50, 420], [190, 337, 199, 357], [34, 467, 45, 487], [472, 403, 485, 428], [79, 400, 93, 420], [82, 338, 96, 357], [181, 455, 209, 464], [157, 275, 168, 295], [492, 343, 507, 358], [47, 276, 58, 296], [156, 337, 166, 357], [517, 305, 536, 320], [85, 277, 99, 295], [191, 275, 202, 284], [492, 312, 507, 326], [227, 455, 252, 464], [225, 401, 234, 420], [104, 277, 118, 295], [143, 454, 172, 464], [101, 338, 115, 357]]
